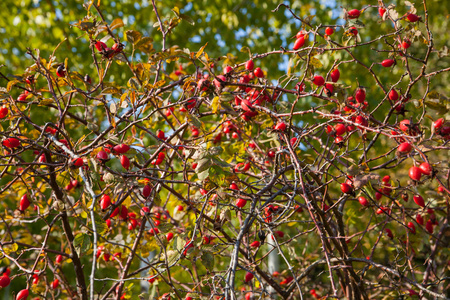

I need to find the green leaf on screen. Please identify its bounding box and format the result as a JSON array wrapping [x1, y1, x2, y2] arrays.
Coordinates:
[[187, 114, 203, 129], [94, 214, 108, 235], [73, 233, 92, 255], [197, 169, 210, 181], [179, 13, 195, 26], [195, 158, 212, 173], [201, 251, 214, 269], [425, 91, 449, 113], [56, 170, 71, 187]]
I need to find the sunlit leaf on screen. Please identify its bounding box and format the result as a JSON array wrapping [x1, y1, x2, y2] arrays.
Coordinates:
[[110, 18, 124, 31]]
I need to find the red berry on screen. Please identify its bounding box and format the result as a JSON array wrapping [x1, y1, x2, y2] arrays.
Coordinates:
[[290, 137, 298, 146], [397, 142, 412, 153], [355, 116, 368, 127], [51, 279, 59, 289], [296, 30, 307, 39], [19, 194, 30, 211], [111, 43, 123, 53], [355, 88, 366, 103], [72, 158, 84, 168], [0, 106, 8, 118], [119, 205, 128, 220], [213, 75, 227, 88], [402, 39, 411, 49], [274, 122, 287, 131], [433, 118, 444, 129], [425, 219, 434, 233], [376, 206, 388, 215], [407, 222, 416, 234], [95, 41, 107, 52], [334, 123, 347, 136], [325, 27, 334, 35], [3, 137, 21, 148], [340, 182, 353, 194], [275, 230, 284, 238], [197, 78, 210, 91], [244, 272, 254, 283], [236, 198, 247, 208], [176, 205, 184, 212], [166, 232, 174, 242], [296, 82, 305, 92], [413, 194, 425, 207], [348, 27, 358, 36], [113, 144, 130, 154], [148, 227, 159, 235], [419, 162, 431, 175], [250, 241, 260, 248], [416, 214, 424, 225], [100, 194, 111, 210], [324, 83, 334, 95], [156, 130, 166, 140], [97, 150, 109, 162], [385, 228, 393, 239], [16, 289, 29, 300], [313, 75, 325, 86], [348, 9, 361, 19], [223, 66, 233, 74], [0, 274, 11, 288], [254, 67, 264, 78], [382, 175, 390, 183], [399, 119, 411, 132], [143, 184, 151, 198], [358, 196, 369, 207], [110, 206, 120, 218], [17, 92, 28, 102], [120, 155, 130, 170], [334, 136, 344, 144], [389, 89, 399, 101], [409, 166, 422, 181], [293, 36, 305, 50], [56, 254, 63, 264], [330, 69, 340, 82], [381, 59, 395, 67], [406, 13, 420, 22], [379, 7, 387, 18], [191, 127, 199, 137], [230, 183, 239, 190], [245, 60, 254, 71]]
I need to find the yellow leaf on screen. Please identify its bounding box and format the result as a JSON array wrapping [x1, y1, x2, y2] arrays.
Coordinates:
[[119, 92, 128, 107], [309, 57, 323, 68], [196, 43, 208, 59], [110, 18, 124, 31], [211, 96, 220, 113], [123, 196, 132, 207], [3, 243, 18, 254], [6, 80, 19, 92]]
